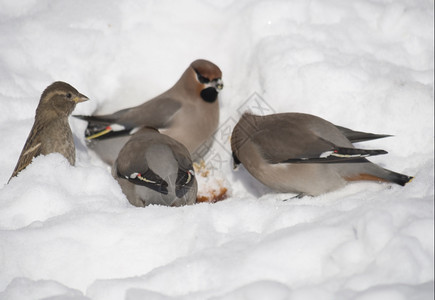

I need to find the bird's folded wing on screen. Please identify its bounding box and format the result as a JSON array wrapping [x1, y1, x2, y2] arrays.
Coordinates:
[[9, 127, 43, 179], [169, 141, 196, 197], [334, 125, 392, 143], [175, 168, 195, 198], [252, 126, 387, 164], [10, 143, 42, 179], [75, 97, 182, 140], [117, 97, 182, 128], [118, 168, 169, 195], [281, 147, 387, 164]]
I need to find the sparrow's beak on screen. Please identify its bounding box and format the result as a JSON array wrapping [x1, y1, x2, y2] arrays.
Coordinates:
[[73, 93, 89, 103]]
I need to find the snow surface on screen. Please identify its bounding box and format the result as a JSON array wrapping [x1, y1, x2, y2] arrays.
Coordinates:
[[0, 0, 433, 299]]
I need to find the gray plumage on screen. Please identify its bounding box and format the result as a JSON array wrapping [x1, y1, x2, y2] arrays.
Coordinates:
[[9, 81, 88, 182], [231, 112, 413, 196], [113, 127, 197, 207], [75, 59, 223, 164], [335, 125, 392, 143]]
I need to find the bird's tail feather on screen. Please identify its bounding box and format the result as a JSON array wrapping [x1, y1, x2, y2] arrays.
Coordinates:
[[345, 163, 414, 186], [73, 115, 126, 140], [383, 169, 414, 186]]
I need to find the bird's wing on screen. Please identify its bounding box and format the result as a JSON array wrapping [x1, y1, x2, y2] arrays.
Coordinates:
[[9, 124, 43, 180], [115, 134, 171, 195], [75, 97, 182, 140], [334, 125, 392, 143], [251, 119, 387, 164], [121, 168, 169, 195], [117, 97, 182, 128], [116, 156, 169, 195], [168, 140, 195, 198]]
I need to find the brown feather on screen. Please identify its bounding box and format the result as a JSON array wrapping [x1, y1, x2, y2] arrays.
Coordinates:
[[8, 81, 88, 182]]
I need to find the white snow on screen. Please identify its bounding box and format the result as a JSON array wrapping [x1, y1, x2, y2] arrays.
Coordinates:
[[0, 0, 433, 299]]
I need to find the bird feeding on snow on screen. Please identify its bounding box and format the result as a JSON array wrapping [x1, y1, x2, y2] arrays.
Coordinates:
[[113, 127, 197, 207], [231, 112, 413, 197]]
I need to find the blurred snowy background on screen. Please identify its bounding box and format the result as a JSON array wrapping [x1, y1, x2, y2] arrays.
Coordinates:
[[0, 0, 433, 299]]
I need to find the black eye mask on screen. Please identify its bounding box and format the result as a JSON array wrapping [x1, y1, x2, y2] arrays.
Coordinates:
[[194, 69, 210, 84], [200, 87, 218, 103]]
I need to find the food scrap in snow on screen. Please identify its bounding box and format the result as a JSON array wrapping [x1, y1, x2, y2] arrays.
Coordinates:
[[194, 160, 230, 203]]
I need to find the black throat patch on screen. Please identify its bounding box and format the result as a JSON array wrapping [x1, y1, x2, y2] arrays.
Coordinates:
[[200, 87, 218, 103]]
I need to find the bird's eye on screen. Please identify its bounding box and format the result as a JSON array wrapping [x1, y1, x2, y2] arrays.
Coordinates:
[[198, 74, 210, 84], [194, 69, 210, 84], [66, 93, 72, 99]]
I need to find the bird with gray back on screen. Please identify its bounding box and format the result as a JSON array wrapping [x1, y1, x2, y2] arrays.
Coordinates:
[[9, 81, 89, 182], [74, 59, 223, 165], [231, 112, 413, 197], [113, 127, 197, 207]]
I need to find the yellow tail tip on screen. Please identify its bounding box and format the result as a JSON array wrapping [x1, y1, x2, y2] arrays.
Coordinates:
[[86, 128, 112, 140], [405, 176, 415, 185]]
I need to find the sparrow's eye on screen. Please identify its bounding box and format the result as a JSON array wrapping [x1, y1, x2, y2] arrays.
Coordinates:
[[66, 92, 72, 99]]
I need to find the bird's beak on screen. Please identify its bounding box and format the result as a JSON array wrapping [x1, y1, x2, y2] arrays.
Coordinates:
[[215, 79, 224, 91], [73, 93, 89, 103]]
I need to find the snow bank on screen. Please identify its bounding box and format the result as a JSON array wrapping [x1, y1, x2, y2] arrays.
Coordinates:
[[0, 0, 433, 299]]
